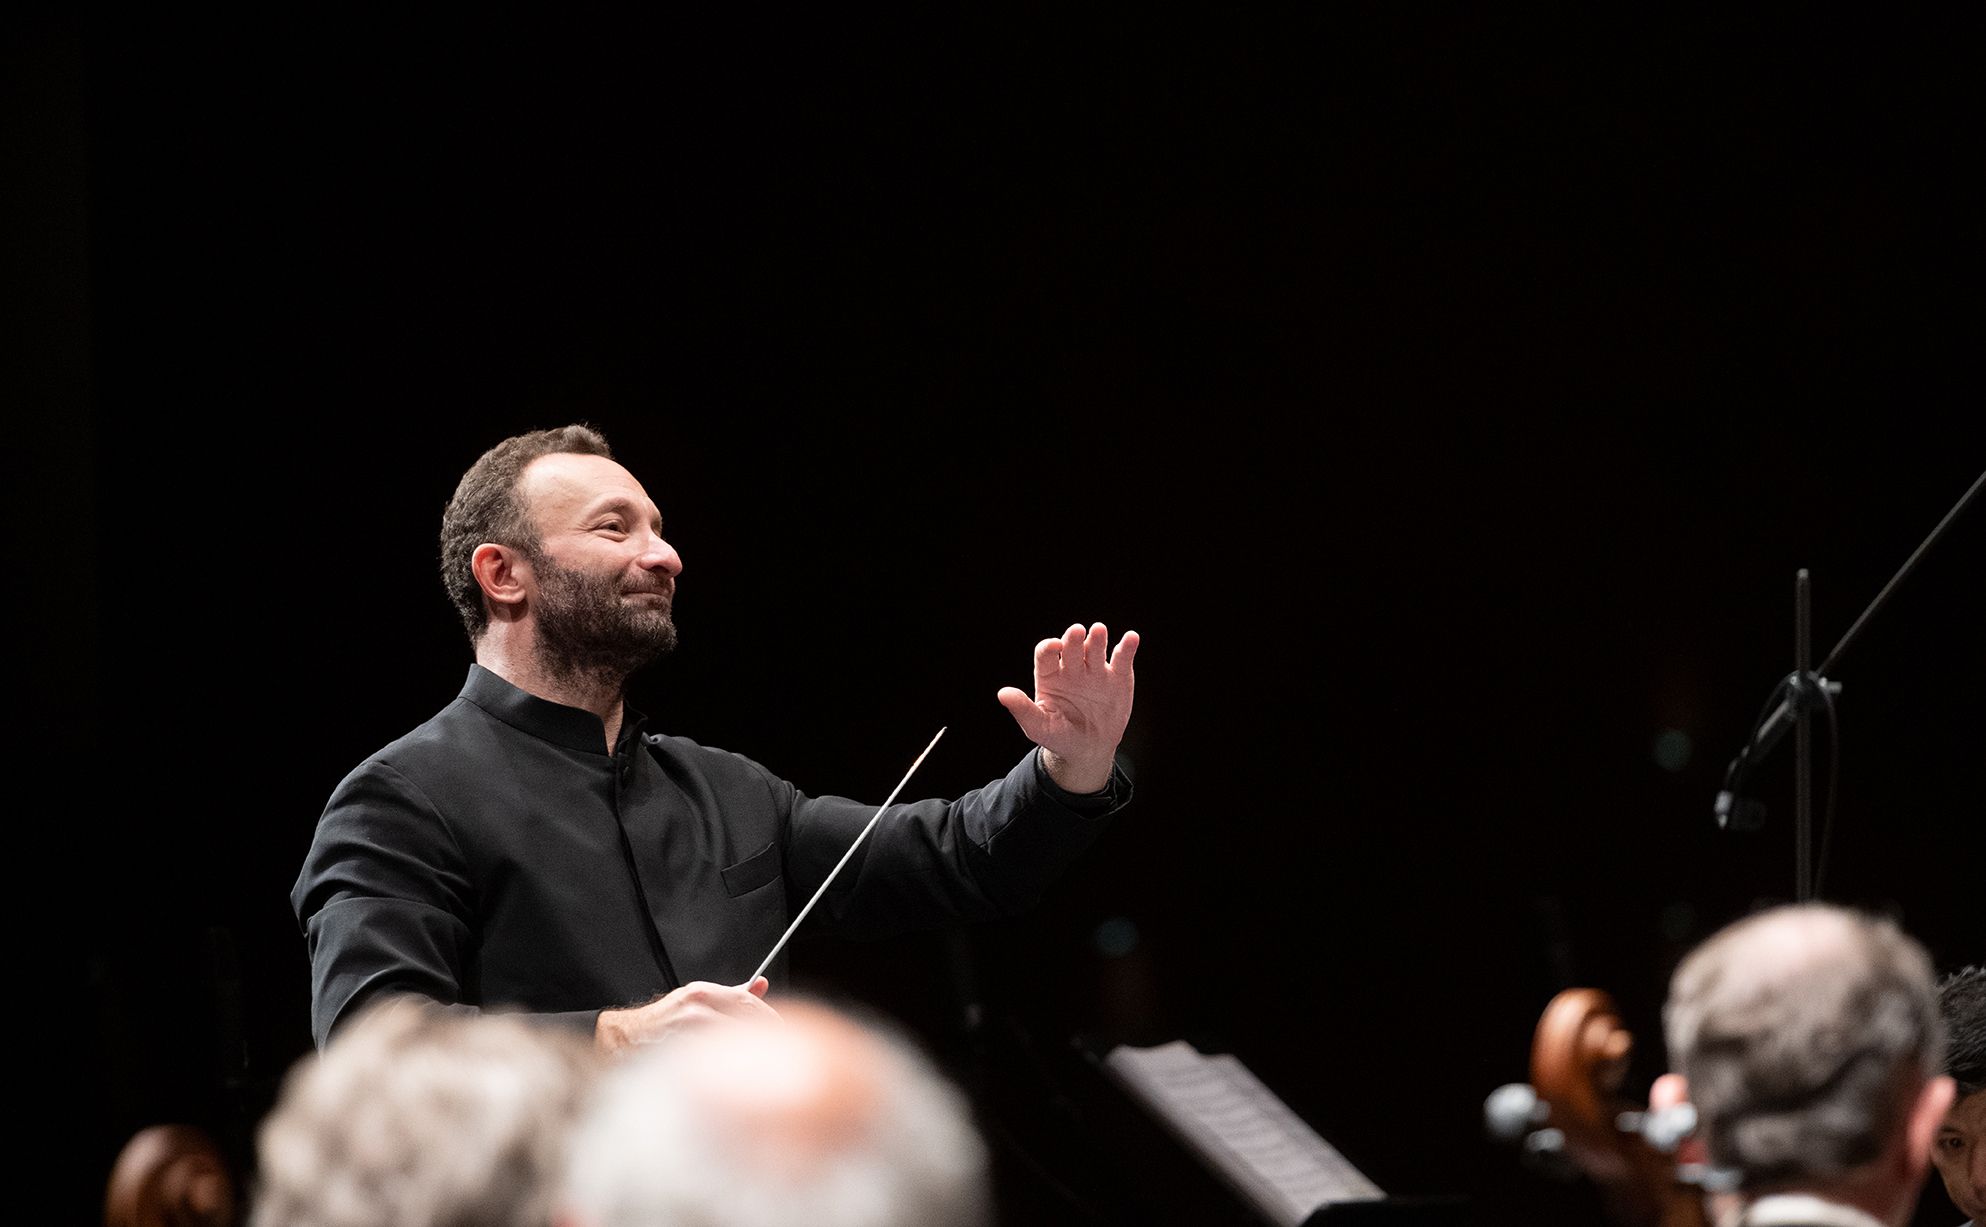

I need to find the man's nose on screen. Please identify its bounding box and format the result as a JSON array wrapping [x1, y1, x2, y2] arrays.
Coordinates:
[[638, 533, 683, 576]]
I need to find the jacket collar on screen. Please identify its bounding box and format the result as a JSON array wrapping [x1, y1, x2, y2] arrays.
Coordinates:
[[458, 663, 648, 754]]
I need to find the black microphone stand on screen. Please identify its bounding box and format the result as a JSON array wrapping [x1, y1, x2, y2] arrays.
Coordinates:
[[1713, 468, 1984, 901]]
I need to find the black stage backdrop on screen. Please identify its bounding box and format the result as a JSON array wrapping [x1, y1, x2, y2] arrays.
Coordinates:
[[15, 7, 1983, 1224]]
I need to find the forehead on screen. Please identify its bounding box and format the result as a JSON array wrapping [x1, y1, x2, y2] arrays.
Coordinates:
[[1949, 1089, 1986, 1131], [517, 452, 658, 523]]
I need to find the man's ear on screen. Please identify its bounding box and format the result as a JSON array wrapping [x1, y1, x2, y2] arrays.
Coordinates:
[[471, 542, 531, 619], [1902, 1074, 1957, 1180]]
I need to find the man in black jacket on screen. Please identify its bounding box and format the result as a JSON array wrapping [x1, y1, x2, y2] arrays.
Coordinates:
[[292, 423, 1139, 1053]]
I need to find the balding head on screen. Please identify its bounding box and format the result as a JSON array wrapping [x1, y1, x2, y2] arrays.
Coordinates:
[[1663, 903, 1950, 1209], [560, 999, 990, 1227]]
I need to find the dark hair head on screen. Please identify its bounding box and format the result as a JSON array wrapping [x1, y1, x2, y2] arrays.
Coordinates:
[[1940, 965, 1986, 1098], [438, 424, 614, 641]]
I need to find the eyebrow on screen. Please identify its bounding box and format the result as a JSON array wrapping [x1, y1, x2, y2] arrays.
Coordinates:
[[583, 495, 663, 531]]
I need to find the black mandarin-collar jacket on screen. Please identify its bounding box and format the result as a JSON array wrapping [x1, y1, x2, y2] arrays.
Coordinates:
[[292, 665, 1128, 1047]]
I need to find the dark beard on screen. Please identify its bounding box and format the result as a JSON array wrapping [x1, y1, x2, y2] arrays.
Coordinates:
[[529, 550, 678, 688]]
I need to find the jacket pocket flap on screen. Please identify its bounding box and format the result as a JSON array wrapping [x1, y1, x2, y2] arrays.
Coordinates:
[[721, 841, 781, 897]]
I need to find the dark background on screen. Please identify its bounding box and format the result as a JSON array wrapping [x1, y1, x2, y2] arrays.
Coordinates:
[[13, 7, 1982, 1223]]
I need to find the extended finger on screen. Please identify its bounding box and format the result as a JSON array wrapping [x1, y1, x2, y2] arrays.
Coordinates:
[[1061, 623, 1085, 667], [1108, 629, 1140, 671], [1085, 622, 1109, 669], [1034, 636, 1063, 679]]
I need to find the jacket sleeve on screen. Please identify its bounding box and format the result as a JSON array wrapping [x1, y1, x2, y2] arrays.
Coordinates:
[[779, 749, 1132, 941], [290, 757, 597, 1048]]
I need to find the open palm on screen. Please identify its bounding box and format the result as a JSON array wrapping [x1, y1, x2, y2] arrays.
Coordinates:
[[997, 622, 1139, 793]]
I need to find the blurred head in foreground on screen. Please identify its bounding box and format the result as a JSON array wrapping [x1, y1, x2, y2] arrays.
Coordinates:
[[1662, 902, 1954, 1227], [252, 998, 602, 1227], [559, 998, 991, 1227]]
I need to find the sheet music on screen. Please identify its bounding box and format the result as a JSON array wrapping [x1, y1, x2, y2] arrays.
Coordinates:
[[1103, 1040, 1383, 1227]]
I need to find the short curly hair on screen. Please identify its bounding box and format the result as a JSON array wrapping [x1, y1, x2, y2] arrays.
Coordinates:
[[438, 424, 614, 641], [252, 997, 602, 1227]]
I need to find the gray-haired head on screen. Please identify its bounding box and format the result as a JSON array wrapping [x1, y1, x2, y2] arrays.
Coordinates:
[[561, 998, 991, 1227], [252, 997, 603, 1227], [1663, 903, 1945, 1193]]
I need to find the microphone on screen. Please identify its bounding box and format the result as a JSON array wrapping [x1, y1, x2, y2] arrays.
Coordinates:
[[1714, 672, 1840, 831]]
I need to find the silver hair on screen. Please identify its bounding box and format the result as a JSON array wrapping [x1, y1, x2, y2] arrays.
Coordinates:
[[1662, 903, 1945, 1192], [251, 998, 601, 1227]]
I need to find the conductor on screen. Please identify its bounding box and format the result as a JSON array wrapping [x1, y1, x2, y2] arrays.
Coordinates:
[[291, 424, 1139, 1053]]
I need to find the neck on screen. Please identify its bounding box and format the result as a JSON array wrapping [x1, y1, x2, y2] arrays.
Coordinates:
[[475, 633, 627, 749], [1738, 1176, 1913, 1227]]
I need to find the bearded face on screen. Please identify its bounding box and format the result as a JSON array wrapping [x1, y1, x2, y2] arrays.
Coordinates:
[[527, 545, 678, 685]]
